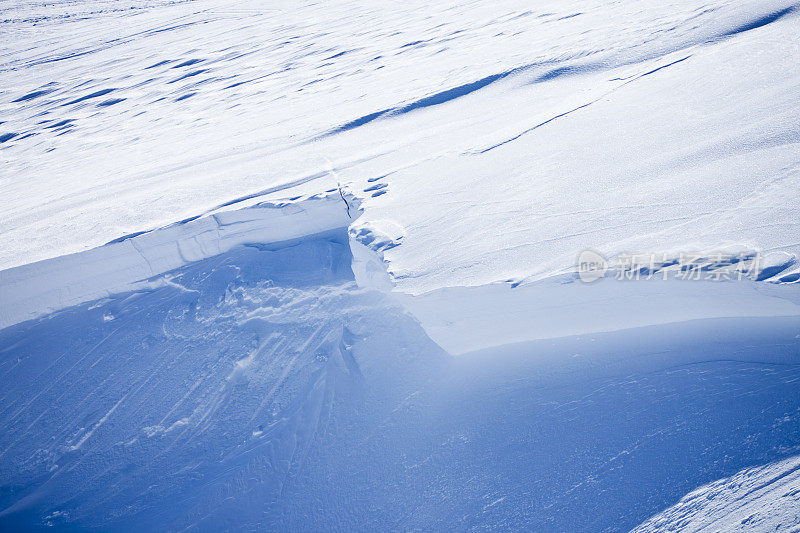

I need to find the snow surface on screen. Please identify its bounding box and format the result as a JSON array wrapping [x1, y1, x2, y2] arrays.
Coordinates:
[[1, 233, 799, 529], [633, 455, 800, 532], [2, 0, 800, 530], [1, 0, 799, 293]]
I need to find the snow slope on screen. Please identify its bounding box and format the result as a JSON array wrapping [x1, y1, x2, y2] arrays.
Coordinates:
[[633, 455, 800, 532], [1, 0, 799, 293], [0, 192, 797, 530], [2, 0, 800, 530], [1, 232, 799, 529]]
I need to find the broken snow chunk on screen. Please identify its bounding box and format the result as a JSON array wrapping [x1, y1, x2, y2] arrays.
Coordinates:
[[348, 219, 404, 253]]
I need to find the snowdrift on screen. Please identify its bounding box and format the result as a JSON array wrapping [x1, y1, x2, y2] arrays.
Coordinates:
[[2, 0, 800, 529], [0, 194, 798, 531]]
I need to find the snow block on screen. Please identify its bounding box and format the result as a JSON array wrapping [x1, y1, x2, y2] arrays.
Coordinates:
[[0, 195, 353, 329]]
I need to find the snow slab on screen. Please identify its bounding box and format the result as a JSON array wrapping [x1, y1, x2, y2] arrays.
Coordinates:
[[0, 193, 356, 329], [3, 0, 800, 349], [1, 0, 800, 529], [2, 191, 798, 353]]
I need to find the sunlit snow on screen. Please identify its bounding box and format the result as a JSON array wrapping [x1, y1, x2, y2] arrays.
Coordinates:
[[1, 0, 799, 530]]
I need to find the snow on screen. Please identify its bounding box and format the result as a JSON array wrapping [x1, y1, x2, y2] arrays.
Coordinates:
[[396, 276, 800, 355], [1, 236, 799, 529], [1, 0, 798, 294], [633, 455, 800, 532], [1, 0, 800, 529], [0, 194, 355, 328]]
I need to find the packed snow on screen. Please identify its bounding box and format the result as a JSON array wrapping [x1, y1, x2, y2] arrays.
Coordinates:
[[1, 0, 799, 530]]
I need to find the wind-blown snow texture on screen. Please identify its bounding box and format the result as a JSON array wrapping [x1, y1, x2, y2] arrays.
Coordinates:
[[633, 455, 800, 532], [2, 0, 799, 290], [1, 0, 800, 530], [1, 234, 799, 530]]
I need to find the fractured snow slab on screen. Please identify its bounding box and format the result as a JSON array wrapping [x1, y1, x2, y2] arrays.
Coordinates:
[[0, 0, 798, 300], [0, 194, 354, 329], [397, 275, 800, 355]]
